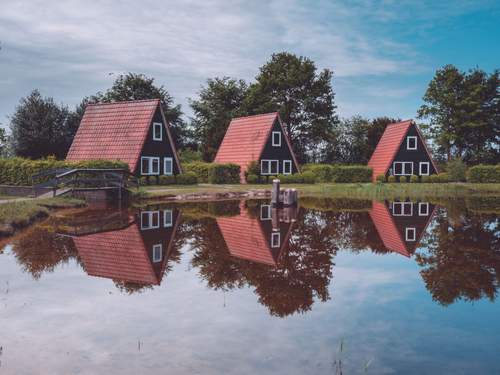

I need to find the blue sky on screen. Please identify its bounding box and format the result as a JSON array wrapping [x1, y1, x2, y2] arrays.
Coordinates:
[[1, 0, 499, 131]]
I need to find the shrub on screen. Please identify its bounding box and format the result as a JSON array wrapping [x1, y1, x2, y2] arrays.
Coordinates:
[[437, 173, 449, 183], [179, 149, 202, 163], [277, 172, 316, 184], [467, 164, 500, 183], [446, 158, 467, 182], [421, 175, 431, 183], [138, 176, 150, 186], [208, 163, 240, 184], [331, 165, 372, 183], [183, 161, 211, 183], [387, 175, 396, 183], [246, 174, 259, 184], [410, 175, 419, 183], [376, 174, 386, 183], [429, 174, 440, 183], [246, 161, 260, 178], [301, 171, 316, 184], [177, 172, 198, 185], [400, 175, 410, 183], [303, 164, 334, 182]]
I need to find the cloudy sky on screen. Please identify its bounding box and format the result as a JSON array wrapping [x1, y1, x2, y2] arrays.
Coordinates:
[[1, 0, 499, 130]]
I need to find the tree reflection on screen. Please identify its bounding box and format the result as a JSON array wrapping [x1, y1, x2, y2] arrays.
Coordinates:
[[415, 210, 500, 305]]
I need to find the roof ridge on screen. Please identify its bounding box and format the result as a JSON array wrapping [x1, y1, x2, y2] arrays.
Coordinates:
[[387, 119, 413, 126], [231, 112, 278, 121], [87, 98, 161, 106]]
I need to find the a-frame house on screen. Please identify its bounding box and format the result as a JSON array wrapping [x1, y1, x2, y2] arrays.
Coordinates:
[[368, 120, 438, 182], [369, 200, 436, 257], [214, 112, 300, 183], [67, 99, 182, 178], [216, 202, 296, 267]]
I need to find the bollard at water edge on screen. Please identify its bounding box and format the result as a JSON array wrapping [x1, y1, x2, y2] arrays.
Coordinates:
[[271, 179, 280, 206]]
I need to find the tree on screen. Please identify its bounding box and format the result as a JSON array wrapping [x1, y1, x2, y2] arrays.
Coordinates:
[[0, 127, 7, 156], [418, 65, 500, 163], [244, 52, 338, 163], [9, 90, 74, 159], [190, 77, 248, 161]]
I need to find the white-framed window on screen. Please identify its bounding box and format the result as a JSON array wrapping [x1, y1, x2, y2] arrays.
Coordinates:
[[419, 162, 430, 176], [405, 227, 416, 241], [260, 205, 271, 220], [418, 202, 429, 216], [164, 157, 173, 175], [393, 161, 413, 176], [152, 244, 162, 263], [163, 209, 173, 227], [141, 157, 160, 175], [261, 160, 279, 175], [283, 160, 292, 175], [271, 232, 280, 248], [153, 122, 163, 141], [141, 211, 160, 230], [272, 131, 281, 147], [407, 136, 417, 150], [392, 202, 413, 216]]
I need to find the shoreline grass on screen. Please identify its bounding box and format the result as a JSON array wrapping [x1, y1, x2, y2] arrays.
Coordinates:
[[140, 182, 500, 200]]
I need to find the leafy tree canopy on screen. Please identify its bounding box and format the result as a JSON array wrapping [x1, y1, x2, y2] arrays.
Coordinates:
[[190, 77, 248, 161]]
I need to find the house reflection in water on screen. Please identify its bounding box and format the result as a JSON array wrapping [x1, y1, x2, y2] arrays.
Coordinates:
[[70, 208, 181, 286], [369, 200, 436, 257], [216, 202, 297, 267]]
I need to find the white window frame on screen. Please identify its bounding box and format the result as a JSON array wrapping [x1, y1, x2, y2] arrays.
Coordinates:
[[283, 160, 292, 175], [152, 244, 162, 263], [272, 131, 281, 147], [164, 157, 173, 175], [261, 160, 279, 175], [271, 232, 280, 248], [393, 161, 413, 176], [419, 162, 430, 176], [392, 202, 413, 216], [153, 122, 163, 141], [141, 211, 160, 230], [407, 136, 417, 150], [405, 227, 416, 241], [260, 205, 271, 220], [418, 202, 429, 216], [141, 156, 160, 175], [163, 209, 173, 227]]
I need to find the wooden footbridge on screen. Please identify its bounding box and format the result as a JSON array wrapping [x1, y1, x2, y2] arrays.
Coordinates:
[[31, 168, 139, 201]]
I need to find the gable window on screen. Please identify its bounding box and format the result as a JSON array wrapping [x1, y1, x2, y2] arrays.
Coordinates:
[[164, 209, 173, 227], [418, 202, 429, 216], [407, 136, 417, 150], [260, 205, 271, 220], [272, 131, 281, 147], [153, 122, 163, 141], [283, 160, 292, 175], [405, 227, 416, 241], [393, 202, 413, 216], [419, 162, 430, 176], [164, 157, 173, 175], [141, 157, 160, 175], [271, 232, 280, 248], [141, 211, 160, 230], [261, 160, 279, 175], [393, 161, 413, 176], [152, 244, 162, 263]]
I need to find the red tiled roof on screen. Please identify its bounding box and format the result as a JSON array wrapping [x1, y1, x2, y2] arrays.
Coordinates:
[[369, 201, 410, 257], [67, 99, 166, 172], [214, 112, 299, 183], [74, 224, 159, 285], [368, 120, 413, 181]]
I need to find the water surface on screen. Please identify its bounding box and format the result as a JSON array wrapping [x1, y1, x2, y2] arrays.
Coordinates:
[[0, 197, 498, 374]]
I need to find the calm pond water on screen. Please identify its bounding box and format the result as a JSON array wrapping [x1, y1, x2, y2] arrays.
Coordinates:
[[0, 197, 499, 374]]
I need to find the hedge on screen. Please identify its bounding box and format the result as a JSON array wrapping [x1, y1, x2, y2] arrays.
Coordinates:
[[302, 164, 334, 182], [0, 157, 129, 186], [208, 163, 240, 184], [158, 172, 198, 185], [467, 165, 500, 183], [183, 162, 211, 183], [277, 172, 316, 184], [332, 165, 372, 183]]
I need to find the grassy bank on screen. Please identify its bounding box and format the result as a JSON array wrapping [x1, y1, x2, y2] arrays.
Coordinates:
[[141, 182, 500, 200], [0, 197, 85, 236]]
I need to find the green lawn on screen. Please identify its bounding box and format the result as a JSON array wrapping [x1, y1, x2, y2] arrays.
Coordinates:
[[141, 182, 500, 200]]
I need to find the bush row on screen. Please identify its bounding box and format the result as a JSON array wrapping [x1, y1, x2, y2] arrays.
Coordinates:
[[379, 173, 450, 183], [467, 165, 500, 183], [0, 157, 129, 186], [139, 172, 198, 186], [246, 172, 316, 184], [182, 162, 241, 184], [302, 164, 372, 183]]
